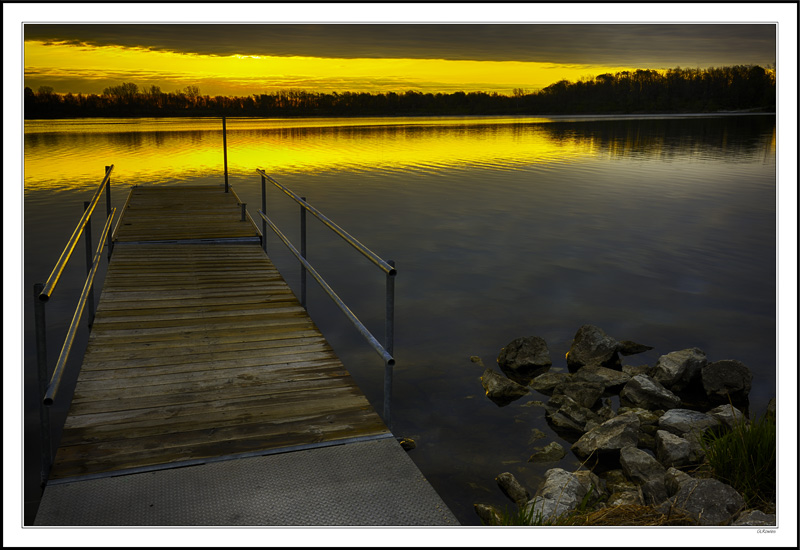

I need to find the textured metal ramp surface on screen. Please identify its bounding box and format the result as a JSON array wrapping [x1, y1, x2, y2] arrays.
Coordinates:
[[35, 438, 459, 526]]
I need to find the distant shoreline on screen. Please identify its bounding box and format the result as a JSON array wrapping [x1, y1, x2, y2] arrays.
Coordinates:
[[23, 109, 776, 122]]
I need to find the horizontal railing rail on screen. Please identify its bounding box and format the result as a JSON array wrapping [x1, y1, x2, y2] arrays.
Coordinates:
[[33, 166, 115, 487], [256, 169, 396, 427]]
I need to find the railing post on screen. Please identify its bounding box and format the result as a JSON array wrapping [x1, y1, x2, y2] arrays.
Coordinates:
[[241, 202, 247, 222], [83, 201, 95, 327], [222, 116, 229, 193], [33, 282, 52, 486], [105, 165, 112, 259], [300, 196, 307, 309], [384, 259, 396, 428], [261, 173, 267, 253]]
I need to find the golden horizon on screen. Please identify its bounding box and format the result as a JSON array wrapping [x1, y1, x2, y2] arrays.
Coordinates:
[[25, 40, 651, 97]]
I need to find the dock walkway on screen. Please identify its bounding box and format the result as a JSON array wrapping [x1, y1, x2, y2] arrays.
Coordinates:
[[35, 185, 458, 526]]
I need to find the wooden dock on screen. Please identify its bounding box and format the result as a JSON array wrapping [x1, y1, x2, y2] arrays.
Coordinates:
[[47, 185, 391, 482]]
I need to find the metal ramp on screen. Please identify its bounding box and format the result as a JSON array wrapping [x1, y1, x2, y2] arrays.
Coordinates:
[[35, 438, 458, 526]]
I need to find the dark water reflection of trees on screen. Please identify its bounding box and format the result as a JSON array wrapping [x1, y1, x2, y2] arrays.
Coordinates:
[[536, 115, 775, 161]]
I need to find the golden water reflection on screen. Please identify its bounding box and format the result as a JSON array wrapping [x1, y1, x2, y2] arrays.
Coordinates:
[[23, 115, 775, 191]]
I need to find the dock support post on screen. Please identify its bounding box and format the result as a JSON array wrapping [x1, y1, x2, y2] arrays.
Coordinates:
[[33, 282, 52, 486], [300, 197, 307, 309], [105, 166, 113, 259], [261, 174, 267, 253], [222, 116, 229, 193], [384, 260, 396, 428], [241, 202, 247, 222], [83, 201, 95, 327]]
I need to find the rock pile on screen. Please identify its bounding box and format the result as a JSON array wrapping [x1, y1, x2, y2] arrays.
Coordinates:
[[472, 324, 775, 526]]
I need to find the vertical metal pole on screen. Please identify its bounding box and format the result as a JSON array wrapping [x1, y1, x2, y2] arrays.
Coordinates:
[[222, 117, 229, 193], [83, 201, 95, 327], [261, 174, 267, 253], [33, 283, 52, 486], [300, 196, 307, 309], [385, 260, 395, 357], [105, 166, 112, 259], [384, 259, 396, 428]]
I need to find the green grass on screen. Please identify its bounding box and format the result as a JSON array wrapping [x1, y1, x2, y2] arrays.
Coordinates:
[[700, 407, 776, 508]]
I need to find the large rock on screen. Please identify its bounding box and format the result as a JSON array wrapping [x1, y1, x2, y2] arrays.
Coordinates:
[[655, 430, 694, 468], [546, 394, 602, 435], [617, 406, 663, 429], [701, 359, 753, 406], [474, 355, 530, 406], [497, 336, 552, 384], [572, 365, 631, 394], [622, 364, 650, 377], [707, 404, 747, 431], [524, 468, 587, 522], [649, 348, 706, 393], [552, 380, 605, 409], [496, 472, 530, 506], [660, 478, 746, 525], [620, 374, 681, 410], [614, 407, 661, 451], [574, 469, 605, 501], [530, 372, 571, 396], [571, 411, 640, 464], [664, 466, 694, 496], [617, 340, 654, 356], [657, 408, 719, 437], [619, 445, 668, 505], [566, 325, 621, 372]]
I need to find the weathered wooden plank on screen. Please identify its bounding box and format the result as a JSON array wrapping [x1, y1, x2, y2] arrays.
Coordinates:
[[76, 350, 339, 381], [82, 327, 321, 353], [82, 330, 324, 359], [51, 408, 387, 479], [86, 312, 313, 336], [59, 397, 380, 450], [70, 373, 363, 415], [80, 342, 334, 372], [66, 405, 384, 453], [72, 360, 347, 396], [63, 385, 367, 431]]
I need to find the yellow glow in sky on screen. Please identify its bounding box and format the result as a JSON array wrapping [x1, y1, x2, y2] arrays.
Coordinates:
[[24, 40, 640, 96]]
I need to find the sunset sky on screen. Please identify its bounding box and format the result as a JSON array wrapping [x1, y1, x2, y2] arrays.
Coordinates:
[[21, 17, 777, 97]]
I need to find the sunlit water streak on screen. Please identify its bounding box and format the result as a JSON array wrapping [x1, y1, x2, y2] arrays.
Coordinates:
[[22, 114, 776, 525]]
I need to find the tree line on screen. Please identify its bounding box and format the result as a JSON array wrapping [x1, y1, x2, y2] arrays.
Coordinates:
[[24, 65, 775, 119]]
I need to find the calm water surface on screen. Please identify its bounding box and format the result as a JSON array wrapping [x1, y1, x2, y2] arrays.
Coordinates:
[[23, 114, 776, 525]]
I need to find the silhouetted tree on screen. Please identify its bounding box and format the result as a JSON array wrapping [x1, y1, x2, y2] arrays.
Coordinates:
[[24, 65, 775, 119]]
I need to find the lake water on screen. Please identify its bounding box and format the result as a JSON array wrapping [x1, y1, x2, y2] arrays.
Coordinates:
[[22, 114, 777, 525]]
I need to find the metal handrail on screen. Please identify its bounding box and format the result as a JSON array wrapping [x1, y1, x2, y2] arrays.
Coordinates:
[[39, 165, 114, 301], [257, 169, 396, 276], [258, 210, 394, 366], [256, 169, 397, 426], [33, 166, 115, 486], [43, 209, 116, 406]]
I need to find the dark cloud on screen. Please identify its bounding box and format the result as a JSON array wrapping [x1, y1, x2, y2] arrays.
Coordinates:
[[24, 23, 775, 66]]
